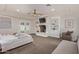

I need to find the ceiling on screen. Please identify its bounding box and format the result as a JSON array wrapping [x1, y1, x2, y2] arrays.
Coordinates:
[[0, 4, 79, 19]]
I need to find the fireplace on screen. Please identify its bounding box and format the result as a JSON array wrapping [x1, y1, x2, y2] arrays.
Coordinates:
[[39, 25, 46, 32]]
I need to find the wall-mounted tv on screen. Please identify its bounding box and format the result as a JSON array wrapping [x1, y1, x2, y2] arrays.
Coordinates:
[[39, 17, 46, 23]]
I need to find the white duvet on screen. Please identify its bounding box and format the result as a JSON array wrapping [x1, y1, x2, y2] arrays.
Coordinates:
[[0, 35, 18, 44], [0, 33, 33, 52]]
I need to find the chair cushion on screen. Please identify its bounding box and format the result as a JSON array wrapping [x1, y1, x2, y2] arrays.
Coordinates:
[[52, 40, 78, 54]]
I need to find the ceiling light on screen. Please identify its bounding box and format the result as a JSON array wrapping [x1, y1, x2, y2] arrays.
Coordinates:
[[16, 9, 20, 12], [46, 4, 51, 6], [51, 8, 55, 11]]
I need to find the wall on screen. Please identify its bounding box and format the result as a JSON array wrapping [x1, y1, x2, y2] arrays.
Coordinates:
[[0, 15, 35, 34], [12, 17, 36, 34]]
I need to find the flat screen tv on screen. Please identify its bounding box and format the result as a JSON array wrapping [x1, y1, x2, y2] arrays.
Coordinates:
[[39, 17, 46, 23]]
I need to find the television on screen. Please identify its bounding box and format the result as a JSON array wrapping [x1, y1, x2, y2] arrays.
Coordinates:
[[39, 17, 46, 23]]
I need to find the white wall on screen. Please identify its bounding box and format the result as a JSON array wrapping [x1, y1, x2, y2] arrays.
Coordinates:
[[0, 15, 35, 34], [12, 18, 36, 34]]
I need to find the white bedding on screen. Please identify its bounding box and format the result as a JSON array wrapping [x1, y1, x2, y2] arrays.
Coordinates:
[[0, 35, 18, 44], [52, 40, 78, 54], [0, 33, 33, 52]]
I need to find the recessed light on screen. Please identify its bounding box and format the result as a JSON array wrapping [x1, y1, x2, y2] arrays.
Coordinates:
[[16, 9, 20, 12], [51, 8, 55, 11]]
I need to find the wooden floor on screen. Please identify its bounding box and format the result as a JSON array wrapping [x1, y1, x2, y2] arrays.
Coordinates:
[[0, 35, 61, 54]]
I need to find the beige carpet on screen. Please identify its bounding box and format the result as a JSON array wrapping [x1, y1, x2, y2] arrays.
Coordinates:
[[1, 35, 61, 54]]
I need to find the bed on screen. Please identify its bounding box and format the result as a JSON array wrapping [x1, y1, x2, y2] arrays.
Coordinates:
[[52, 40, 78, 54], [0, 33, 33, 52]]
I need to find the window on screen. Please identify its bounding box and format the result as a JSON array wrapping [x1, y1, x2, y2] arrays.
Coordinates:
[[20, 22, 30, 33]]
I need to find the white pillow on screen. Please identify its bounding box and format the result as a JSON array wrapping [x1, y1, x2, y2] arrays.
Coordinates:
[[16, 33, 30, 37], [1, 34, 18, 40]]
